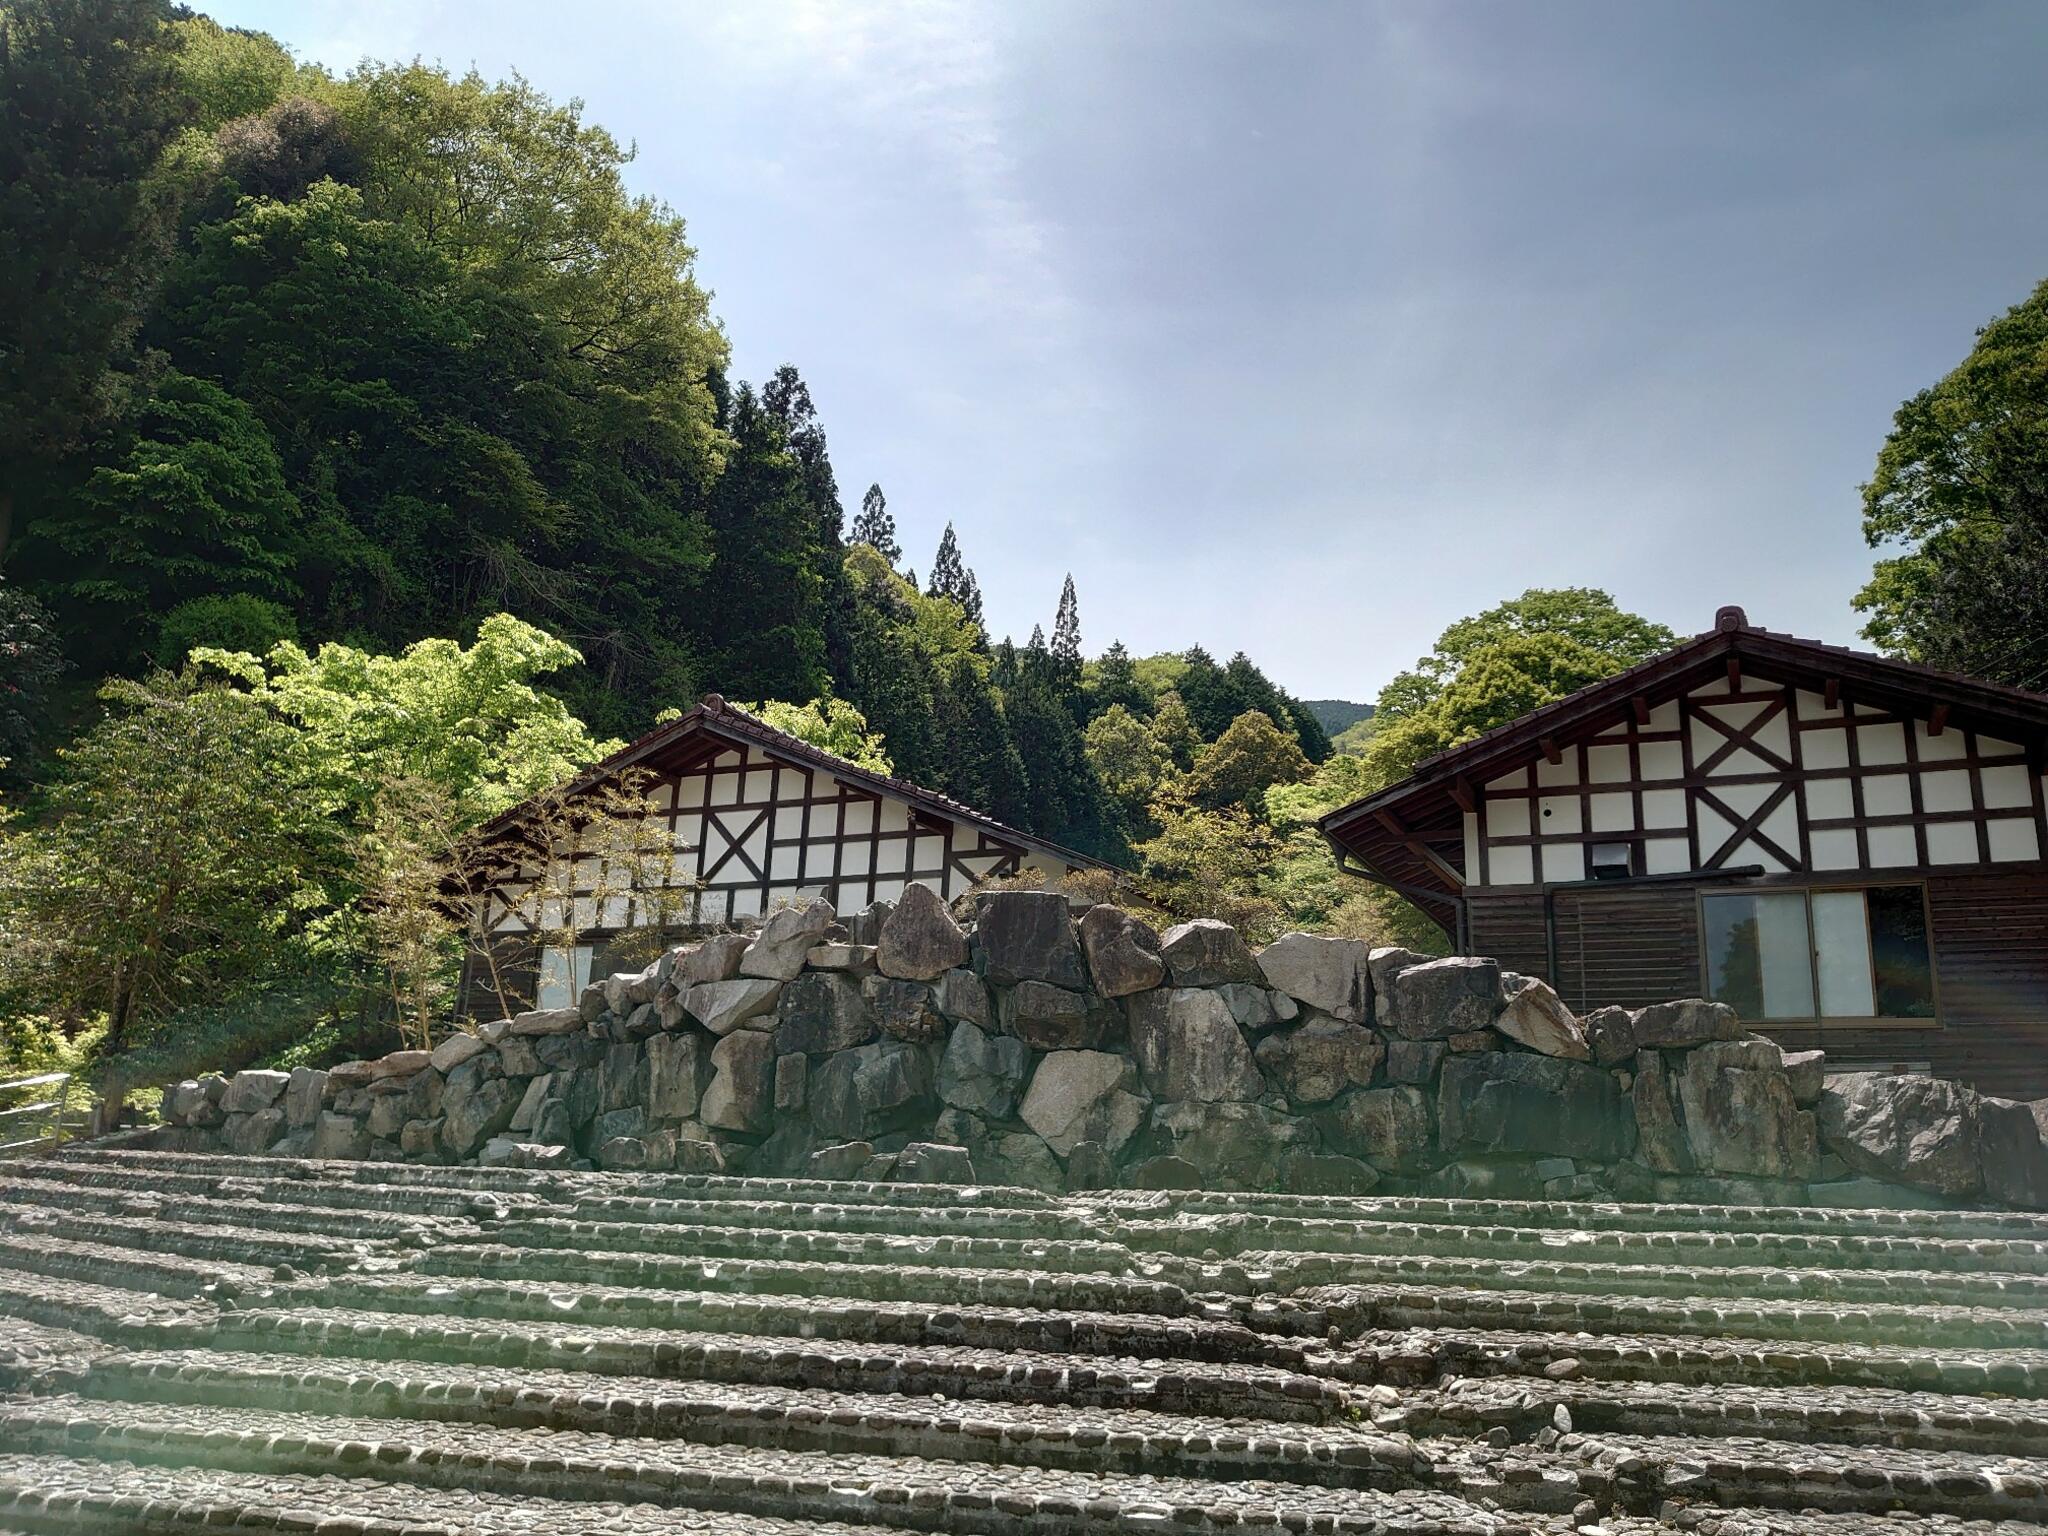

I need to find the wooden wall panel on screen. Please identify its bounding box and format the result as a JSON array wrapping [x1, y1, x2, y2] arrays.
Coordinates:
[[1923, 873, 2048, 1095], [1464, 893, 1549, 986], [1553, 885, 1702, 1011]]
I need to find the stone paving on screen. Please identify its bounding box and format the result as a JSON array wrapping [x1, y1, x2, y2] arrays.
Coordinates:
[[4, 1147, 2048, 1532]]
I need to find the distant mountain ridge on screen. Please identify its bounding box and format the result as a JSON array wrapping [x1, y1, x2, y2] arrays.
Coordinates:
[[1301, 699, 1376, 735]]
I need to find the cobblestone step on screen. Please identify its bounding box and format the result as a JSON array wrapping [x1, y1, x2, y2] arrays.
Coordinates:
[[19, 1159, 561, 1219], [0, 1273, 210, 1353], [0, 1398, 1526, 1535], [0, 1175, 475, 1242], [61, 1347, 1423, 1487], [206, 1307, 1348, 1421], [0, 1206, 391, 1271], [567, 1193, 1114, 1242], [0, 1232, 275, 1301], [282, 1273, 1316, 1369]]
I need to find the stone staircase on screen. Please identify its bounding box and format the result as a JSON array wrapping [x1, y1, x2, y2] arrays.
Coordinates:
[[4, 1148, 2048, 1534]]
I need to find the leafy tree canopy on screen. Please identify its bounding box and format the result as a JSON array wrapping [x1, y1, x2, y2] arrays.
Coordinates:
[[738, 696, 892, 774], [1184, 707, 1312, 815]]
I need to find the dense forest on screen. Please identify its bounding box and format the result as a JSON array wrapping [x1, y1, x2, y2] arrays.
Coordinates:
[[2, 1, 2036, 1089]]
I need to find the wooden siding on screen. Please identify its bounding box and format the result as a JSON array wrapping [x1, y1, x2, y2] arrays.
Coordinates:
[[1922, 873, 2048, 1095], [1463, 892, 1549, 983], [1552, 885, 1701, 1011]]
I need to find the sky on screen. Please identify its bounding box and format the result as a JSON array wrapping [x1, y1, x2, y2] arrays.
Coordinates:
[[201, 0, 2048, 702]]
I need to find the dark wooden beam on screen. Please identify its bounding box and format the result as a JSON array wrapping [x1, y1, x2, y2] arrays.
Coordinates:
[[1450, 775, 1476, 813], [1374, 809, 1466, 890], [1727, 656, 1742, 690], [1927, 703, 1951, 737], [1823, 677, 1840, 710], [1631, 696, 1652, 727], [1539, 736, 1562, 766]]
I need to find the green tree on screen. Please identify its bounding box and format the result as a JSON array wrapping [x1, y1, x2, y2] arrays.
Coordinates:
[[0, 576, 64, 788], [1184, 707, 1312, 815], [1050, 573, 1082, 685], [1133, 783, 1280, 940], [1855, 277, 2048, 680], [1148, 689, 1203, 771], [1083, 703, 1170, 817], [1085, 639, 1152, 719], [0, 0, 191, 563], [738, 696, 892, 773], [850, 482, 900, 564], [167, 13, 298, 130]]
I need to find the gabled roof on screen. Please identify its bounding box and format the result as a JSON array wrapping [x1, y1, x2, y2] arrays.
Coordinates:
[[476, 694, 1115, 872], [1320, 607, 2048, 927]]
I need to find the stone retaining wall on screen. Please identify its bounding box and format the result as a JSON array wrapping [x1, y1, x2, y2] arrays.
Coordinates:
[[152, 888, 2048, 1208]]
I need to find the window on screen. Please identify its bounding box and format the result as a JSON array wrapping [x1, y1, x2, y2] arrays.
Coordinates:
[[1703, 886, 1934, 1022], [537, 944, 595, 1011]]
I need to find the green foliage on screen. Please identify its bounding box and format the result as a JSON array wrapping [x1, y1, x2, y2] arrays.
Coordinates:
[[1855, 276, 2048, 681], [0, 577, 64, 787], [850, 483, 900, 564], [1148, 690, 1202, 772], [1301, 699, 1374, 736], [169, 13, 299, 131], [1174, 646, 1330, 762], [739, 697, 892, 773], [1084, 704, 1170, 816], [1184, 708, 1311, 815], [156, 592, 297, 665]]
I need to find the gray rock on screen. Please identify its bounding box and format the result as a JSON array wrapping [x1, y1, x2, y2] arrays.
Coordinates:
[[1147, 1100, 1318, 1191], [677, 933, 751, 985], [1677, 1037, 1818, 1180], [1062, 1140, 1118, 1190], [998, 979, 1117, 1051], [367, 1049, 432, 1080], [428, 1033, 487, 1074], [1367, 947, 1434, 1024], [978, 890, 1087, 989], [1630, 1050, 1693, 1174], [932, 968, 991, 1028], [1256, 932, 1371, 1021], [700, 1030, 779, 1133], [304, 1110, 366, 1160], [1818, 1071, 1982, 1197], [876, 882, 969, 980], [1783, 1048, 1827, 1104], [509, 1007, 584, 1037], [1493, 978, 1591, 1060], [163, 1080, 209, 1124], [936, 1021, 1031, 1119], [1383, 956, 1502, 1040], [1077, 904, 1166, 998], [864, 976, 945, 1042], [1980, 1098, 2048, 1210], [808, 1140, 876, 1179], [1582, 1006, 1638, 1068], [1630, 998, 1747, 1049], [1215, 983, 1297, 1030], [739, 897, 838, 980], [509, 1074, 552, 1134], [808, 1041, 934, 1141], [1127, 988, 1263, 1102], [496, 1038, 545, 1078], [220, 1070, 290, 1115], [1438, 1051, 1636, 1162], [365, 1093, 408, 1141], [775, 1052, 808, 1112], [399, 1118, 444, 1157], [774, 972, 872, 1054], [1385, 1039, 1446, 1085], [601, 963, 662, 1015], [1254, 1017, 1384, 1104], [1322, 1085, 1435, 1172], [646, 1032, 708, 1121], [806, 943, 877, 975], [1280, 1150, 1381, 1194], [283, 1067, 327, 1129], [598, 1040, 647, 1112], [223, 1107, 286, 1154], [1158, 918, 1261, 987], [687, 977, 783, 1037], [1018, 1050, 1147, 1158], [598, 1130, 675, 1171], [989, 1131, 1065, 1193], [673, 1133, 729, 1174], [1128, 1154, 1205, 1189], [440, 1073, 520, 1157], [845, 900, 894, 947], [893, 1142, 976, 1183]]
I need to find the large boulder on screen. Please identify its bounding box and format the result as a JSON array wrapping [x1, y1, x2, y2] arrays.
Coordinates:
[[307, 1110, 369, 1160], [998, 980, 1116, 1051], [1322, 1085, 1435, 1172], [220, 1070, 290, 1116], [808, 1041, 934, 1141], [1158, 919, 1260, 987], [1368, 947, 1434, 1024], [1818, 1072, 1982, 1197], [1018, 1050, 1146, 1158], [773, 973, 873, 1054], [989, 1131, 1065, 1193], [223, 1107, 286, 1154], [600, 963, 662, 1016], [876, 882, 969, 980], [678, 933, 751, 985], [1146, 1100, 1318, 1191], [688, 978, 783, 1037], [1979, 1098, 2048, 1210], [509, 1006, 584, 1037], [1216, 983, 1297, 1030], [864, 976, 945, 1042], [1582, 1006, 1638, 1068], [1630, 998, 1746, 1049], [1127, 988, 1263, 1102], [428, 1033, 487, 1075], [1783, 1049, 1826, 1104], [937, 1021, 1031, 1119], [1257, 933, 1371, 1022], [598, 1040, 648, 1112], [1383, 957, 1502, 1040], [1385, 1039, 1446, 1085], [933, 968, 991, 1028], [1630, 1051, 1693, 1174], [1078, 905, 1167, 998], [646, 1032, 709, 1121], [282, 1067, 328, 1129], [1254, 1018, 1383, 1104], [978, 890, 1087, 989], [739, 898, 838, 981], [1438, 1051, 1635, 1162], [440, 1068, 520, 1157], [1676, 1038, 1818, 1180], [893, 1142, 977, 1184], [1493, 979, 1591, 1061], [700, 1030, 779, 1133]]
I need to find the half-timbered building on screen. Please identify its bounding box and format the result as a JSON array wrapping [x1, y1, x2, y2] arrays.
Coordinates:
[[462, 695, 1109, 1013], [1321, 608, 2048, 1092]]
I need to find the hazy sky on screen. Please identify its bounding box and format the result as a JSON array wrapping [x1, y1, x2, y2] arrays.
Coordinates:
[[202, 1, 2048, 701]]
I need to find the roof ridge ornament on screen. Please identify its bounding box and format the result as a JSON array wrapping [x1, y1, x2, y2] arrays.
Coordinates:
[[1714, 605, 1749, 633]]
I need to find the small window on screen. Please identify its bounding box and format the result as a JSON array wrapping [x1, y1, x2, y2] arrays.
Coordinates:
[[1588, 842, 1635, 880], [1703, 886, 1933, 1022]]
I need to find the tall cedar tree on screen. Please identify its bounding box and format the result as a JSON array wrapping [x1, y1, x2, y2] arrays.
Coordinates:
[[1050, 574, 1082, 688], [0, 0, 190, 564], [850, 483, 901, 564], [927, 523, 982, 624], [760, 364, 854, 682]]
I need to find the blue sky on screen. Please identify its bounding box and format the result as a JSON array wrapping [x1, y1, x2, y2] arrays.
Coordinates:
[[201, 1, 2048, 701]]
